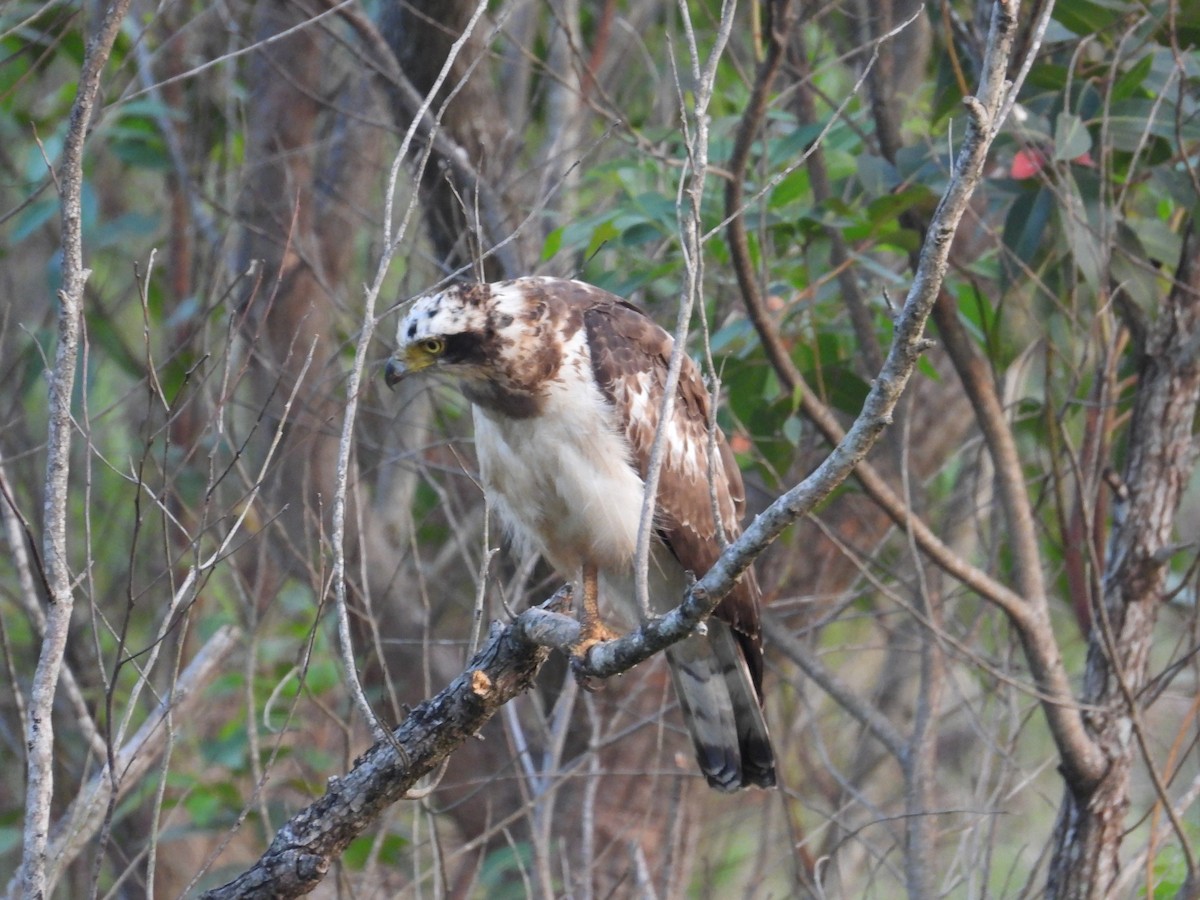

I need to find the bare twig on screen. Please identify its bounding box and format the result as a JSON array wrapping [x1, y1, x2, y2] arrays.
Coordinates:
[[326, 0, 491, 742], [761, 613, 907, 760], [19, 2, 134, 896], [4, 626, 241, 898], [633, 0, 738, 615], [119, 0, 356, 105]]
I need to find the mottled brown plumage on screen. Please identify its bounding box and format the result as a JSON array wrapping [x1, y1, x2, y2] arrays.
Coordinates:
[[386, 277, 775, 790]]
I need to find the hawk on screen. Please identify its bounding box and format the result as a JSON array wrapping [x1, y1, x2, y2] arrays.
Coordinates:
[[385, 277, 775, 791]]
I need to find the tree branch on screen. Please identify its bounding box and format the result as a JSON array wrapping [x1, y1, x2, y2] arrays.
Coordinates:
[[20, 2, 134, 896], [4, 626, 241, 898], [723, 1, 1032, 627], [199, 599, 558, 899], [730, 0, 1106, 795]]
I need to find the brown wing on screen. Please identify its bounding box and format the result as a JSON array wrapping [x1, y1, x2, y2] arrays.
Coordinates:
[[581, 295, 755, 628], [581, 290, 773, 789]]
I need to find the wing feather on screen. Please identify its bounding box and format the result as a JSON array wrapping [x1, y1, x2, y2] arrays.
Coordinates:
[[581, 288, 775, 790], [581, 293, 755, 639]]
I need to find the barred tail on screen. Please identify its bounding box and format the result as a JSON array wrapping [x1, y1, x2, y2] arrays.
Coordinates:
[[666, 620, 776, 792]]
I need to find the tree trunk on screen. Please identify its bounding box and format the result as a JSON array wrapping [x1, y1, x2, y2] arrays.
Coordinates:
[[380, 0, 531, 278], [1046, 223, 1200, 897]]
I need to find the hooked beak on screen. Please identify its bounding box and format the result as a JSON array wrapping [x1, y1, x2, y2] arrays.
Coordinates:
[[384, 356, 407, 389]]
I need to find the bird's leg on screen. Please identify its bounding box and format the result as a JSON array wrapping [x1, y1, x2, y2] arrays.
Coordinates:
[[573, 563, 619, 658]]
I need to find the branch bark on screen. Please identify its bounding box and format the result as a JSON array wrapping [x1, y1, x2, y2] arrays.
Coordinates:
[[20, 2, 134, 897], [1046, 221, 1200, 899], [199, 603, 556, 899]]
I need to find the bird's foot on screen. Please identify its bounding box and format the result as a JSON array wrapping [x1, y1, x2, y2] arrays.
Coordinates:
[[569, 619, 620, 691], [573, 618, 620, 654]]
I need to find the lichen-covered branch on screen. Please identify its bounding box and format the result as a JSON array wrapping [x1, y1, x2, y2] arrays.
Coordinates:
[[20, 2, 134, 897], [198, 602, 556, 899]]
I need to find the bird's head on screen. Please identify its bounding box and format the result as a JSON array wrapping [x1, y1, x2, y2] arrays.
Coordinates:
[[385, 284, 500, 388], [385, 279, 579, 420]]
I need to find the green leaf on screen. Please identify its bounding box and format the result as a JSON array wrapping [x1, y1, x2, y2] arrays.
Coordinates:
[[1053, 112, 1092, 161], [1058, 172, 1102, 291], [765, 121, 826, 167], [479, 842, 537, 900], [111, 134, 170, 169], [782, 414, 803, 446], [1052, 0, 1127, 37], [856, 154, 899, 196], [723, 357, 770, 425], [86, 309, 143, 380], [1110, 52, 1153, 102], [585, 220, 620, 259], [300, 657, 339, 695], [93, 212, 160, 249], [769, 168, 809, 208], [825, 366, 870, 417], [958, 284, 997, 347], [185, 792, 224, 828], [710, 317, 757, 356], [11, 198, 57, 243], [1100, 99, 1200, 152], [343, 832, 408, 870], [633, 190, 677, 229], [184, 783, 244, 828], [1002, 186, 1053, 270], [541, 226, 563, 261], [619, 221, 662, 247], [917, 356, 941, 382]]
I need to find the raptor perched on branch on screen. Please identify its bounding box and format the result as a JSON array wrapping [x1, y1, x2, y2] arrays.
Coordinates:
[[386, 277, 775, 791]]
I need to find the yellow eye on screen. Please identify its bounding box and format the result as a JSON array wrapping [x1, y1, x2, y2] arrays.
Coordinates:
[[421, 337, 445, 356]]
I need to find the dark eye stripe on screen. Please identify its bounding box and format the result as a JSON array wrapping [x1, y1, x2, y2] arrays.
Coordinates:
[[441, 332, 487, 365]]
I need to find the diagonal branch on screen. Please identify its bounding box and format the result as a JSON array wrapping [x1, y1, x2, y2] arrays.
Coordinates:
[[722, 0, 1026, 622], [199, 597, 559, 900], [725, 0, 1106, 794]]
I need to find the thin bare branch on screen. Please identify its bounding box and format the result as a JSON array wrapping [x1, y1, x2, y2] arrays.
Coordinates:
[[5, 626, 241, 898], [20, 1, 134, 895]]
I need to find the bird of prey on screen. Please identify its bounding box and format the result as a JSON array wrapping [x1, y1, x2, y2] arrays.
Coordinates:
[[385, 276, 775, 791]]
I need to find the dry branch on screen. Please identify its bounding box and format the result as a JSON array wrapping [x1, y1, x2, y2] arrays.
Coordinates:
[[4, 626, 241, 897], [199, 602, 556, 899], [19, 2, 135, 897]]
